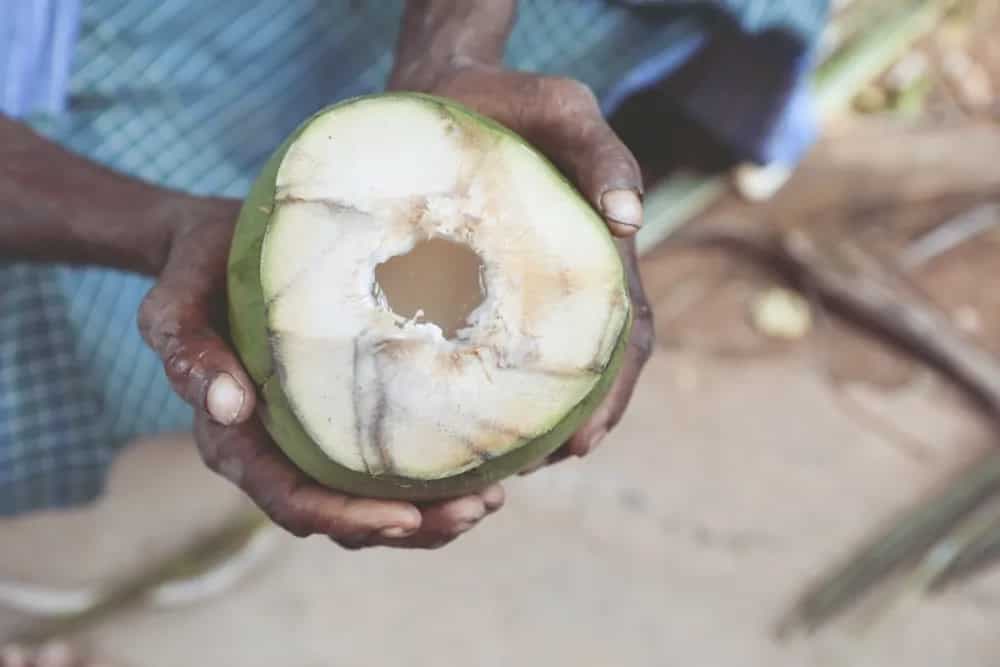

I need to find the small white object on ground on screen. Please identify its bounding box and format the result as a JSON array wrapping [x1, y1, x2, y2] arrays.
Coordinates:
[[750, 287, 813, 340]]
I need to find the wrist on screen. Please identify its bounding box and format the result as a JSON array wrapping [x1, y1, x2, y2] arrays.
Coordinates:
[[388, 0, 516, 91], [139, 191, 238, 276]]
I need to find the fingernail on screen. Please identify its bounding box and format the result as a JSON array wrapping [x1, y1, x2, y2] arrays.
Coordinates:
[[380, 525, 417, 539], [207, 372, 245, 425], [585, 428, 608, 455], [601, 189, 643, 230]]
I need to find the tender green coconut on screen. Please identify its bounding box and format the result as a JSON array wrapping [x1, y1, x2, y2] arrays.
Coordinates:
[[227, 93, 631, 501]]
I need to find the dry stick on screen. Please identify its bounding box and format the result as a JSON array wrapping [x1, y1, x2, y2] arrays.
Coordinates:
[[807, 275, 939, 464], [669, 224, 1000, 634], [900, 203, 1000, 269], [787, 204, 1000, 607], [930, 503, 1000, 587], [845, 493, 1000, 636]]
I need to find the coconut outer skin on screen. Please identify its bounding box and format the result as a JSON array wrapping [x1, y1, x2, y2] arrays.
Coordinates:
[[226, 92, 632, 501]]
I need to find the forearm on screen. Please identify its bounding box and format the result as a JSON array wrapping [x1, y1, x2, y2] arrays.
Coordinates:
[[0, 114, 221, 275], [389, 0, 517, 89]]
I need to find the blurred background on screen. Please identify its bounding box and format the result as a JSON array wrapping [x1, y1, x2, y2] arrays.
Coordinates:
[[4, 0, 1000, 664]]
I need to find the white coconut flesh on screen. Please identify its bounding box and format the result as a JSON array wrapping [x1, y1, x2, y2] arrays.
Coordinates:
[[260, 96, 629, 480]]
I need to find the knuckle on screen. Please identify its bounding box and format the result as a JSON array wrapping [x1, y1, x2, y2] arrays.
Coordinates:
[[514, 73, 547, 100], [163, 344, 209, 404], [531, 77, 601, 126], [161, 336, 218, 404], [546, 76, 598, 110], [633, 297, 654, 326], [164, 346, 194, 381], [138, 293, 187, 356]]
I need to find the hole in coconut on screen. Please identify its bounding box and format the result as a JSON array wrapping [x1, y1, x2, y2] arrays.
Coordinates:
[[374, 237, 485, 339]]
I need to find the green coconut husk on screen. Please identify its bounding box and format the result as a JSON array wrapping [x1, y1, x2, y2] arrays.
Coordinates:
[[227, 92, 633, 501]]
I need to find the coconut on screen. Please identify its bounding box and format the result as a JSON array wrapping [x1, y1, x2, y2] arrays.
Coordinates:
[[226, 93, 631, 501]]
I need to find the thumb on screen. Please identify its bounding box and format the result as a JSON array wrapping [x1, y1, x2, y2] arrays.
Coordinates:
[[441, 70, 644, 237], [138, 220, 255, 426], [520, 77, 645, 237]]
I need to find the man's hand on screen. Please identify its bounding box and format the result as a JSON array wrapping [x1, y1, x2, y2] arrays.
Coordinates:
[[137, 202, 505, 550], [389, 0, 655, 471]]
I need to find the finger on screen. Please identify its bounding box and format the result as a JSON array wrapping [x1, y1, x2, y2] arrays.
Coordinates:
[[440, 70, 643, 237], [421, 493, 488, 533], [138, 221, 254, 426], [512, 75, 644, 236], [567, 310, 654, 457], [194, 413, 422, 541], [358, 530, 458, 551], [361, 485, 505, 550], [569, 239, 654, 456]]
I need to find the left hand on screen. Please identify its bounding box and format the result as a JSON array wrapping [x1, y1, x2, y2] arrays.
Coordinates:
[[389, 62, 656, 471]]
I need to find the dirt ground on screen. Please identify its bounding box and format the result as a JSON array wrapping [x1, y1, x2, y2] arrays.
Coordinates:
[[4, 5, 1000, 666]]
